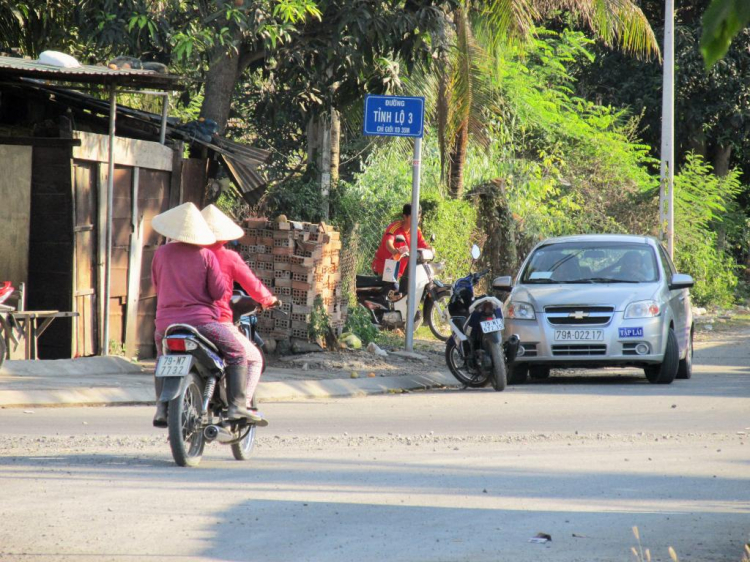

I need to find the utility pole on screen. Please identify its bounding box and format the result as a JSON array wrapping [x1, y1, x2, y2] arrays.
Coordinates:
[[660, 0, 675, 257]]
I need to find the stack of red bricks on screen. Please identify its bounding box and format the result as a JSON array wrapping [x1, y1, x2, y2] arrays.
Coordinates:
[[234, 217, 346, 344]]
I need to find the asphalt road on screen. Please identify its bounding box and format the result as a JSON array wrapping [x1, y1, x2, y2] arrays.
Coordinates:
[[0, 332, 749, 562]]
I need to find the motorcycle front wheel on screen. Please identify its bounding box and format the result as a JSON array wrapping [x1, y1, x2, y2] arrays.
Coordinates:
[[425, 294, 451, 341], [168, 371, 206, 467], [231, 395, 258, 461], [488, 342, 507, 391], [445, 339, 490, 388]]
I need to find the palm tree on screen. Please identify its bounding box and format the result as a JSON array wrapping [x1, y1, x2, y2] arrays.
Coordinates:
[[440, 0, 660, 198]]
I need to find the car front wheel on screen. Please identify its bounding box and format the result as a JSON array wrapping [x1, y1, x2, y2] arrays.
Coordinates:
[[644, 328, 679, 384]]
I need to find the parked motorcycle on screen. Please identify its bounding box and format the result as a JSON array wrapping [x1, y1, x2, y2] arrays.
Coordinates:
[[155, 295, 279, 467], [445, 245, 519, 391], [356, 235, 452, 340]]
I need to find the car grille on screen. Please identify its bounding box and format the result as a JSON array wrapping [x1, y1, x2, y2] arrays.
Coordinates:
[[545, 306, 614, 326], [552, 344, 607, 356], [519, 342, 537, 357]]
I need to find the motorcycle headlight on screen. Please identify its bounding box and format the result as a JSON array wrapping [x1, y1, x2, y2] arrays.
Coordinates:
[[506, 301, 536, 320], [624, 300, 661, 319]]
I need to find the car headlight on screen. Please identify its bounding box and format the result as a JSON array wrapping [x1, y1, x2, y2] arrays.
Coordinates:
[[624, 300, 661, 319], [507, 301, 536, 320]]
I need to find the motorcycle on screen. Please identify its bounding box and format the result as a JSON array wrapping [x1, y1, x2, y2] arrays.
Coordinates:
[[356, 235, 452, 340], [155, 294, 279, 467], [445, 245, 519, 391]]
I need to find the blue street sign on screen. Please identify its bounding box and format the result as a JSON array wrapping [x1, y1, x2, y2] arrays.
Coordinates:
[[363, 95, 425, 138]]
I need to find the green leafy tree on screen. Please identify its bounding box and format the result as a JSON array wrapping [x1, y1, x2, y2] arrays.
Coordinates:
[[436, 0, 660, 199], [701, 0, 750, 66]]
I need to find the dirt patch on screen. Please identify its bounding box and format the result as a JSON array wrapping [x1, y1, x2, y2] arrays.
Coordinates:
[[266, 335, 447, 379]]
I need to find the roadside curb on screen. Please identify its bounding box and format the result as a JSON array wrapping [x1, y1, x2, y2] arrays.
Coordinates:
[[0, 357, 146, 377], [0, 368, 458, 408]]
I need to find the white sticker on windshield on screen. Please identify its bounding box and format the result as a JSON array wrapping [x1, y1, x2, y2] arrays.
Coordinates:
[[529, 271, 553, 279]]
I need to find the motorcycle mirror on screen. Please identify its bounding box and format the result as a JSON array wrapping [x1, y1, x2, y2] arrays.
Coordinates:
[[430, 233, 436, 242], [471, 244, 481, 260]]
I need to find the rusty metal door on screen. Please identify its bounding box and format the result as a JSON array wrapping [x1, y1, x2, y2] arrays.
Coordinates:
[[72, 162, 98, 356]]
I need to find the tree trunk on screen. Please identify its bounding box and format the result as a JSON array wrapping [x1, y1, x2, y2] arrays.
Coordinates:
[[330, 109, 341, 189], [437, 65, 451, 184], [712, 143, 732, 176], [447, 8, 471, 200], [307, 109, 340, 220], [448, 120, 468, 198], [200, 45, 241, 134]]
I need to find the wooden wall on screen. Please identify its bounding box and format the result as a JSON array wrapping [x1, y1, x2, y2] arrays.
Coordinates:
[[0, 145, 32, 288]]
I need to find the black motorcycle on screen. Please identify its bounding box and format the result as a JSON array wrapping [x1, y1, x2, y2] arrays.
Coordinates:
[[445, 246, 519, 391], [155, 294, 277, 467]]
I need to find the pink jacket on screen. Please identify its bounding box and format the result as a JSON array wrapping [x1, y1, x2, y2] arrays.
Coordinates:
[[208, 243, 275, 323], [151, 242, 227, 333]]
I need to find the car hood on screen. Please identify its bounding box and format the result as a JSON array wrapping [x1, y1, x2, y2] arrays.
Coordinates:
[[511, 283, 659, 312]]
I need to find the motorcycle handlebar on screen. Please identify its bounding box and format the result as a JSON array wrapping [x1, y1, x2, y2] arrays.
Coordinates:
[[472, 269, 490, 282]]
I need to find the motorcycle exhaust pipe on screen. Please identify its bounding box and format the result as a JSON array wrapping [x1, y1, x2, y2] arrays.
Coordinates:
[[203, 425, 234, 443]]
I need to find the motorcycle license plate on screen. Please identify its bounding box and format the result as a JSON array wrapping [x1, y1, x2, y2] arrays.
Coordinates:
[[155, 355, 192, 377], [480, 318, 504, 333], [554, 329, 604, 341]]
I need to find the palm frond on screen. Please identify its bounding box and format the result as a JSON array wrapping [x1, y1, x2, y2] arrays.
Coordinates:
[[538, 0, 660, 60]]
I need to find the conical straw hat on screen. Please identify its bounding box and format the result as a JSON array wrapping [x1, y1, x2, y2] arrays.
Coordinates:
[[201, 204, 245, 242], [151, 202, 216, 245]]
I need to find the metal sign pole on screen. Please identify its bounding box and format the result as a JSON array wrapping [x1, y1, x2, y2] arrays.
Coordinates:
[[660, 0, 675, 257], [405, 137, 422, 352]]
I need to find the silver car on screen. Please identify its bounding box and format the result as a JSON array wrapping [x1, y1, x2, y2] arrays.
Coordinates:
[[499, 234, 694, 384]]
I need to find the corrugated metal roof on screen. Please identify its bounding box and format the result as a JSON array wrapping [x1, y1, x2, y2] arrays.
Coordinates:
[[0, 56, 179, 89]]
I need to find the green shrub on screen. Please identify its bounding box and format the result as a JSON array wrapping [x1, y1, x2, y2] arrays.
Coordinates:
[[343, 303, 379, 345]]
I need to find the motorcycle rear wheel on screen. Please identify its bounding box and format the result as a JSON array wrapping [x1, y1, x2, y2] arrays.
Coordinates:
[[425, 294, 451, 341], [445, 339, 490, 388], [231, 395, 258, 461], [168, 372, 206, 467]]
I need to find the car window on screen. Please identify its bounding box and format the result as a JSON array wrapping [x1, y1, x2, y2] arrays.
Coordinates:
[[521, 242, 659, 284], [658, 244, 677, 276]]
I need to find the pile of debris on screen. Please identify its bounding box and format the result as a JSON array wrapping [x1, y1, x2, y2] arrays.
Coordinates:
[[235, 217, 347, 347]]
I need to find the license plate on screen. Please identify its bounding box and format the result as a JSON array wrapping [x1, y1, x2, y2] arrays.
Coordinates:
[[619, 327, 644, 338], [480, 318, 504, 333], [155, 355, 192, 377], [554, 329, 604, 341]]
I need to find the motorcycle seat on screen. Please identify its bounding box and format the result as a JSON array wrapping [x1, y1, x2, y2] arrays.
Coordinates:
[[356, 275, 394, 289], [164, 323, 219, 353]]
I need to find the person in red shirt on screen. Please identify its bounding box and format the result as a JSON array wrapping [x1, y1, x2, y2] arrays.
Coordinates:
[[202, 205, 278, 427], [371, 203, 431, 279]]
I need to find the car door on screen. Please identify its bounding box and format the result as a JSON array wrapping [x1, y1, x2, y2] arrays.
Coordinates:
[[658, 244, 688, 354]]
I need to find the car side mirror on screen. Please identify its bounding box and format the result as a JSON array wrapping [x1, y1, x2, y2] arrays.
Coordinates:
[[492, 276, 513, 292], [669, 273, 694, 290]]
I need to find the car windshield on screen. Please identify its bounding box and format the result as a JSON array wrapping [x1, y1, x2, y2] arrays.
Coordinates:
[[521, 242, 659, 284]]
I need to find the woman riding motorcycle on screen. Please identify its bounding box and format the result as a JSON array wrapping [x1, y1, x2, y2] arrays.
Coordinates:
[[201, 204, 278, 427]]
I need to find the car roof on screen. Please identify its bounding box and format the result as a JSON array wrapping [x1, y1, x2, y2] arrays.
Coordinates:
[[537, 234, 656, 246]]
